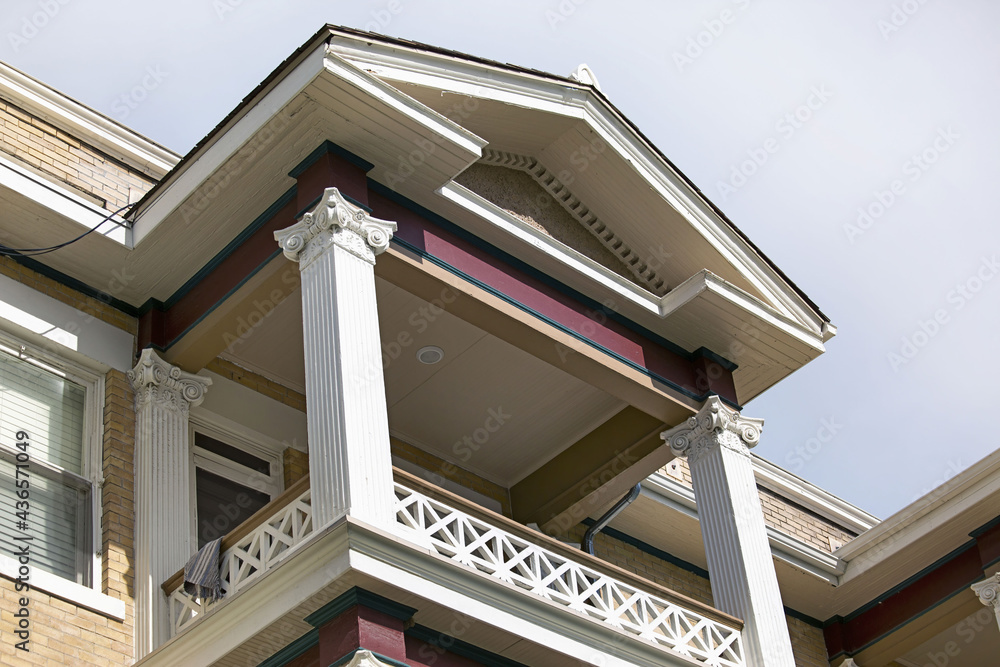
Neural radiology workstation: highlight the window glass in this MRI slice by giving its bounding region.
[195,468,270,548]
[0,347,91,585]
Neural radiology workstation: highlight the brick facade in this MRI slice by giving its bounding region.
[0,99,156,212]
[662,458,857,553]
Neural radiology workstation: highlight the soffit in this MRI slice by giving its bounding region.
[223,277,626,487]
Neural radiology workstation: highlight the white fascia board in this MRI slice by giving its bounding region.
[752,456,879,534]
[332,38,828,335]
[642,473,846,584]
[577,95,826,335]
[0,153,129,246]
[438,181,661,314]
[441,183,825,359]
[331,39,591,120]
[0,554,126,620]
[0,61,176,177]
[349,522,705,667]
[834,449,1000,579]
[129,43,327,246]
[323,51,486,160]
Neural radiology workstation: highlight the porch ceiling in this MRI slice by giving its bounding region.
[223,276,626,487]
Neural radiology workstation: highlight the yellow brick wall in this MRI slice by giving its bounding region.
[0,373,136,665]
[570,526,831,667]
[0,256,137,337]
[0,98,155,212]
[662,458,857,553]
[283,447,309,488]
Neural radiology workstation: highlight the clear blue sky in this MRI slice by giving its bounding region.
[4,0,997,519]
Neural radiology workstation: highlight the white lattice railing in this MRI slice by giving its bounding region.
[168,487,313,635]
[394,482,745,667]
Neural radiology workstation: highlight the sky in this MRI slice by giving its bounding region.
[3,0,997,520]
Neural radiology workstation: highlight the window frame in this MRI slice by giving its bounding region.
[0,329,104,591]
[187,415,283,548]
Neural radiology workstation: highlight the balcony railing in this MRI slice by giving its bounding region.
[163,470,744,666]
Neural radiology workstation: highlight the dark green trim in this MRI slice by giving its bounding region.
[832,541,977,624]
[407,624,530,667]
[5,251,139,316]
[158,185,297,311]
[370,179,742,410]
[692,346,739,371]
[288,139,374,178]
[257,628,318,667]
[969,513,1000,538]
[328,649,409,667]
[305,587,417,628]
[585,521,822,627]
[158,248,283,352]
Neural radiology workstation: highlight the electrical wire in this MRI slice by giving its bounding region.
[0,201,135,257]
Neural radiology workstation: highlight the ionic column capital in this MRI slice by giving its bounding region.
[128,348,211,414]
[274,187,396,268]
[660,395,763,464]
[972,571,1000,611]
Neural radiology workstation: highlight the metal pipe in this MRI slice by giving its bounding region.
[582,483,642,555]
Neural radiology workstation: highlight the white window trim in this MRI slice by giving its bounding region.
[187,416,284,548]
[0,329,121,617]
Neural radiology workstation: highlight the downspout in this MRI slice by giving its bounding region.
[582,483,642,555]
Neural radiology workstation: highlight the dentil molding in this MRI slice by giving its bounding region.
[660,395,764,465]
[275,187,396,268]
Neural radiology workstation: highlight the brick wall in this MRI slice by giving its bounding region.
[662,458,857,553]
[0,371,136,666]
[0,98,155,212]
[283,447,309,488]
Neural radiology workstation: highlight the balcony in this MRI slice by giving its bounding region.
[160,469,745,667]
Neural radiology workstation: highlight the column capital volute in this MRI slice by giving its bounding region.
[274,187,396,268]
[127,348,211,414]
[660,395,763,464]
[972,572,1000,610]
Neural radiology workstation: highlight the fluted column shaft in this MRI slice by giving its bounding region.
[275,187,397,529]
[128,349,211,657]
[662,396,795,667]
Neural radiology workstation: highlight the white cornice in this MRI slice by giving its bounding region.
[0,61,177,177]
[329,35,830,336]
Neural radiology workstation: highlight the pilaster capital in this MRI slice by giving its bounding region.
[274,187,396,268]
[972,572,1000,610]
[660,395,763,464]
[127,348,211,414]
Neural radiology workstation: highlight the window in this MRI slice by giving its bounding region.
[189,422,282,548]
[0,336,101,587]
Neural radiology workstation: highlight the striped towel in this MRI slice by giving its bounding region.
[183,537,223,601]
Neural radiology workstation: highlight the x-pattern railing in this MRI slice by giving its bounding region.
[394,482,744,667]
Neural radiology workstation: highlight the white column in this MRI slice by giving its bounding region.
[275,187,397,530]
[972,572,1000,630]
[661,396,795,667]
[128,348,211,657]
